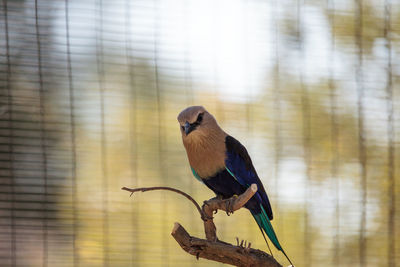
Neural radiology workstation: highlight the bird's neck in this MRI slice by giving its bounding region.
[184,129,227,179]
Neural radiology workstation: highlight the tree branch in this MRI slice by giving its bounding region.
[202,183,258,241]
[171,222,282,267]
[122,184,284,267]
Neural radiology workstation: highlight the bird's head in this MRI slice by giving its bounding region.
[177,106,220,143]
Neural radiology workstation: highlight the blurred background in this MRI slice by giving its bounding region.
[0,0,399,266]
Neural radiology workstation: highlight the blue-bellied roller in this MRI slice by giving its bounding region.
[177,106,293,266]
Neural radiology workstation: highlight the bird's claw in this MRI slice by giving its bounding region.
[225,201,231,216]
[202,199,219,216]
[203,195,221,207]
[200,212,213,221]
[225,202,232,216]
[200,202,213,221]
[225,194,238,215]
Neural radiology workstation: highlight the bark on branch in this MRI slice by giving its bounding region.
[122,184,283,267]
[201,183,258,242]
[171,222,281,267]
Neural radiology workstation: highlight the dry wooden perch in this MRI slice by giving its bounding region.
[122,184,283,267]
[201,184,258,242]
[171,222,281,267]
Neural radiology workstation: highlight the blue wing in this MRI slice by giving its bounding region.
[225,135,273,220]
[225,135,294,264]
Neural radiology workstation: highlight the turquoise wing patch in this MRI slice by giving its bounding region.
[191,167,203,183]
[225,166,246,186]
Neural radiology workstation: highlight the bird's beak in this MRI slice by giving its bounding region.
[184,121,193,135]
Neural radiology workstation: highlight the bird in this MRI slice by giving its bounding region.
[177,105,293,266]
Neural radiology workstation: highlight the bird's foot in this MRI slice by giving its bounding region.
[225,194,238,216]
[235,237,252,252]
[203,199,211,207]
[203,198,218,214]
[205,195,223,203]
[201,201,214,221]
[204,195,224,214]
[200,212,213,221]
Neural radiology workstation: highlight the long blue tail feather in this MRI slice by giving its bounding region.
[251,208,282,251]
[251,205,294,266]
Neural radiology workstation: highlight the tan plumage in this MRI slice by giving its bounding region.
[177,106,227,178]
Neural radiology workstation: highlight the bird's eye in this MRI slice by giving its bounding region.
[181,125,185,131]
[197,112,204,123]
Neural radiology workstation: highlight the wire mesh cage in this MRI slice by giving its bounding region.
[0,0,399,266]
